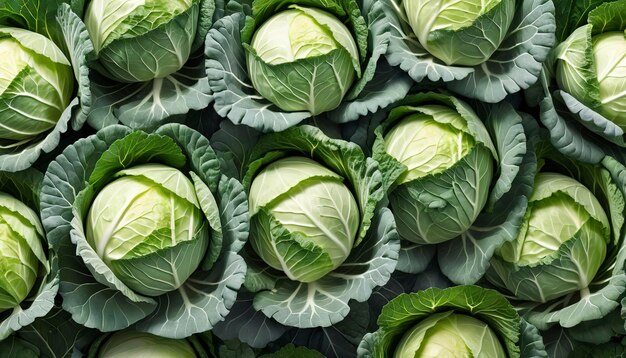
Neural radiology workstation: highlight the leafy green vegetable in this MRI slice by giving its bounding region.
[487,142,626,333]
[249,157,359,282]
[384,0,556,102]
[86,164,211,296]
[379,99,494,245]
[556,28,626,129]
[84,0,197,82]
[0,26,76,171]
[40,124,248,338]
[246,6,360,115]
[205,0,412,132]
[533,0,626,162]
[0,169,59,341]
[491,172,610,302]
[404,0,515,66]
[54,1,214,132]
[233,125,399,329]
[358,285,547,358]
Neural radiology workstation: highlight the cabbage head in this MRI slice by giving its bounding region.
[246,5,361,115]
[85,0,198,82]
[384,0,555,103]
[249,156,359,282]
[550,0,626,133]
[237,125,397,329]
[96,331,197,358]
[357,285,543,358]
[0,27,73,146]
[403,0,515,66]
[41,125,248,337]
[379,97,495,245]
[556,29,626,129]
[86,163,210,296]
[0,192,46,312]
[490,172,610,302]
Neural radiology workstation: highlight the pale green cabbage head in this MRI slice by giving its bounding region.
[0,27,73,144]
[394,311,506,358]
[85,0,197,82]
[494,172,609,302]
[383,104,494,244]
[556,29,626,129]
[0,192,46,312]
[97,331,196,358]
[249,156,359,282]
[86,164,209,296]
[403,0,516,66]
[247,6,360,115]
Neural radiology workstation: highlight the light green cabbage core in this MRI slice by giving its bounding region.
[498,172,609,266]
[249,157,359,282]
[593,31,626,127]
[0,28,74,142]
[86,164,209,296]
[247,6,360,115]
[98,331,197,358]
[394,312,506,358]
[383,105,476,185]
[0,193,45,312]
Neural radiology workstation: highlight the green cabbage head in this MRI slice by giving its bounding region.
[249,156,359,282]
[556,29,626,129]
[85,0,198,83]
[0,27,73,145]
[97,331,196,358]
[383,104,494,244]
[247,5,361,115]
[394,311,506,358]
[0,192,46,312]
[86,164,209,296]
[403,0,516,66]
[491,172,610,302]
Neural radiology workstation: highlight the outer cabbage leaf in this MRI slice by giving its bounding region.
[551,0,609,42]
[0,307,99,358]
[542,325,575,358]
[366,263,453,332]
[567,307,626,344]
[212,291,289,348]
[210,120,261,180]
[537,70,626,163]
